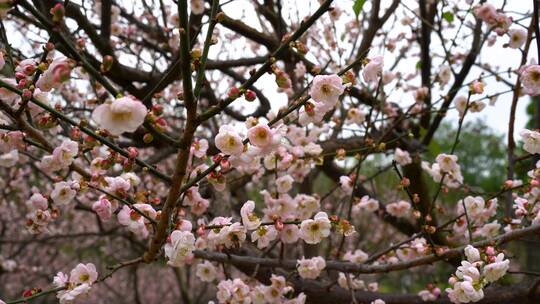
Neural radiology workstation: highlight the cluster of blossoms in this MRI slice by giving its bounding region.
[451,196,499,242]
[0,130,24,168]
[417,284,441,302]
[52,263,98,304]
[422,154,464,188]
[215,275,306,304]
[446,245,509,303]
[474,3,512,36]
[25,180,78,234]
[298,74,345,126]
[39,139,79,172]
[296,256,326,279]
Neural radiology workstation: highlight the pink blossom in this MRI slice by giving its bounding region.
[240,200,261,230]
[92,197,113,221]
[363,56,384,83]
[190,0,205,15]
[386,200,411,218]
[247,123,275,148]
[92,96,148,136]
[164,230,196,267]
[214,125,244,155]
[191,138,208,158]
[474,3,497,24]
[297,256,326,279]
[520,65,540,96]
[300,212,331,244]
[69,263,98,285]
[309,74,344,107]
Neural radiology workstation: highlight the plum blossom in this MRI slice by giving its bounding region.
[356,195,379,213]
[219,222,247,248]
[92,96,147,136]
[309,74,345,108]
[215,125,244,155]
[460,196,485,220]
[386,200,411,218]
[520,129,540,154]
[247,123,280,149]
[57,283,92,304]
[520,65,540,96]
[0,149,18,167]
[117,204,156,238]
[26,193,48,211]
[300,212,331,244]
[164,230,196,267]
[50,181,77,206]
[191,138,208,158]
[438,65,452,85]
[251,225,278,248]
[337,272,366,290]
[339,175,354,195]
[297,256,326,279]
[347,108,366,124]
[394,148,412,166]
[446,276,484,304]
[92,197,113,221]
[69,263,98,285]
[104,176,131,196]
[280,224,301,243]
[464,245,480,263]
[240,200,261,230]
[508,28,526,49]
[363,56,384,83]
[41,139,79,172]
[36,57,73,92]
[343,249,369,264]
[53,263,98,304]
[483,253,509,283]
[216,278,250,303]
[276,174,294,193]
[190,0,204,14]
[196,261,217,282]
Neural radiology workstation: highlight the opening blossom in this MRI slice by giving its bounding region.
[117,204,157,238]
[300,211,331,244]
[164,230,196,267]
[53,263,98,304]
[309,74,345,109]
[240,200,262,230]
[520,129,540,154]
[196,261,217,282]
[363,56,384,83]
[519,65,540,96]
[214,125,244,155]
[296,256,326,279]
[92,96,148,136]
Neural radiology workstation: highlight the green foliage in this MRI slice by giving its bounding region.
[442,11,454,23]
[352,0,366,18]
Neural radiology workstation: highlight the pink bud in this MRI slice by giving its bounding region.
[220,159,231,171]
[275,219,284,231]
[228,86,240,99]
[244,89,256,101]
[197,225,206,236]
[485,246,496,256]
[127,147,139,159]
